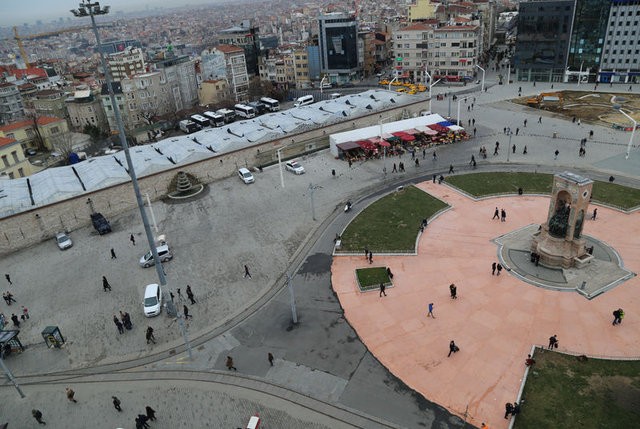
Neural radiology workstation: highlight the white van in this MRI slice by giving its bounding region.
[330,93,342,99]
[139,244,173,268]
[294,95,314,107]
[143,283,162,317]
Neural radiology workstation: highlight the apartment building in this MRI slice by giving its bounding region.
[0,116,68,154]
[214,45,250,102]
[218,20,261,76]
[0,83,24,125]
[66,87,108,132]
[318,13,360,84]
[599,0,640,83]
[108,47,146,81]
[198,79,231,107]
[152,55,199,111]
[0,136,33,179]
[32,89,67,121]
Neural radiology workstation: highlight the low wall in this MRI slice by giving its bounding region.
[0,99,425,255]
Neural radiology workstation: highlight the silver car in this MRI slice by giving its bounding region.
[55,232,73,250]
[285,160,305,175]
[139,244,173,268]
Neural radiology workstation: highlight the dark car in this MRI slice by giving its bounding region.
[90,212,112,235]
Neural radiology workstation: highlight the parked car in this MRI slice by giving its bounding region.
[55,232,73,250]
[143,283,162,317]
[90,212,112,235]
[139,244,173,268]
[285,160,305,175]
[24,148,37,156]
[238,167,255,184]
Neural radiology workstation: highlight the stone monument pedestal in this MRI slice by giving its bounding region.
[532,230,587,269]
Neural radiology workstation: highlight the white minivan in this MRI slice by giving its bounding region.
[139,244,173,268]
[294,95,314,107]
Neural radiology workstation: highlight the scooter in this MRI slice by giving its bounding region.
[344,201,352,213]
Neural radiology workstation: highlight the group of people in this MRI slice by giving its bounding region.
[2,291,16,305]
[504,401,521,419]
[113,311,133,334]
[492,207,507,222]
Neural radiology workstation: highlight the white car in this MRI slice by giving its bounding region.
[143,283,162,317]
[238,167,255,184]
[55,232,73,250]
[285,160,305,175]
[139,244,173,268]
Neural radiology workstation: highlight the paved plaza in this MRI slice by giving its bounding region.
[1,67,640,428]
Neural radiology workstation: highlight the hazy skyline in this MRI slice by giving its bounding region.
[0,0,216,27]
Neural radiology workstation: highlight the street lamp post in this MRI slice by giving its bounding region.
[615,106,637,159]
[475,64,485,92]
[577,61,584,87]
[277,147,285,189]
[71,1,192,360]
[507,130,513,162]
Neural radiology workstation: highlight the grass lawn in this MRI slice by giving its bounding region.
[340,185,448,252]
[516,348,640,429]
[446,172,640,210]
[355,267,390,291]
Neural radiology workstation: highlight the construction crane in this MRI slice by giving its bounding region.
[12,24,114,68]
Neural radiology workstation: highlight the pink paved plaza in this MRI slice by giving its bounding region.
[331,181,640,428]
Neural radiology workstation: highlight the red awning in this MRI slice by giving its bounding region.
[392,131,409,137]
[378,140,391,147]
[356,140,376,150]
[400,134,416,142]
[428,124,449,132]
[403,128,421,135]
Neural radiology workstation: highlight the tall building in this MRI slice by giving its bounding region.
[152,55,199,111]
[318,13,360,84]
[32,89,67,121]
[65,87,108,132]
[598,0,640,83]
[566,0,610,74]
[98,39,142,55]
[204,45,250,102]
[108,47,146,81]
[513,0,575,82]
[218,20,260,76]
[0,83,25,125]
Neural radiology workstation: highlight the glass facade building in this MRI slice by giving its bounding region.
[318,13,359,83]
[567,0,611,72]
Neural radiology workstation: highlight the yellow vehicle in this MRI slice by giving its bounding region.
[379,80,389,85]
[392,81,403,86]
[396,88,407,93]
[417,85,427,92]
[408,89,417,95]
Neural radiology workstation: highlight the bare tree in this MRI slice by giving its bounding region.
[50,130,75,164]
[26,113,47,152]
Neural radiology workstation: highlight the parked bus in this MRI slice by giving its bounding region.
[259,97,280,112]
[179,120,199,134]
[247,101,267,115]
[294,95,314,107]
[216,108,236,123]
[203,111,225,127]
[190,114,210,129]
[234,104,257,119]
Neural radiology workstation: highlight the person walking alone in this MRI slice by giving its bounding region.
[32,409,46,425]
[146,326,156,344]
[448,340,459,357]
[492,262,497,275]
[186,285,196,304]
[591,208,598,220]
[112,396,122,411]
[492,207,499,220]
[268,352,274,366]
[427,303,435,318]
[145,405,157,421]
[548,334,558,349]
[102,276,112,292]
[226,356,237,371]
[449,284,457,299]
[183,305,192,320]
[130,234,136,245]
[110,248,117,259]
[379,282,387,297]
[5,274,11,285]
[497,263,503,275]
[66,387,78,403]
[243,264,252,279]
[113,315,124,334]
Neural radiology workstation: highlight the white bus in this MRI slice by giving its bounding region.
[203,111,225,127]
[216,108,236,123]
[234,104,257,119]
[259,97,280,112]
[294,95,314,107]
[190,114,210,129]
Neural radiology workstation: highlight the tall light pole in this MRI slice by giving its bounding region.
[475,64,485,92]
[507,130,513,162]
[456,96,470,127]
[577,61,584,87]
[615,106,636,159]
[277,147,285,189]
[71,1,192,360]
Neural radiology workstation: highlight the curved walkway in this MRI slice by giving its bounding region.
[331,182,640,428]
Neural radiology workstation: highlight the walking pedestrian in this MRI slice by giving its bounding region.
[110,248,117,259]
[538,116,542,124]
[392,163,397,173]
[472,118,475,126]
[183,304,192,319]
[66,387,78,403]
[4,274,11,285]
[137,414,151,429]
[268,352,274,366]
[10,313,20,327]
[348,159,352,168]
[612,308,624,325]
[492,207,499,220]
[112,396,122,411]
[422,148,426,159]
[226,356,237,371]
[113,315,124,334]
[501,209,506,222]
[591,208,597,220]
[505,402,514,419]
[145,405,157,421]
[449,283,457,299]
[146,326,156,344]
[170,291,175,302]
[548,334,558,349]
[473,127,477,136]
[186,285,196,304]
[448,340,459,357]
[427,302,435,318]
[496,263,503,275]
[525,354,536,367]
[364,247,369,259]
[32,409,46,425]
[368,251,373,264]
[512,144,516,154]
[415,158,419,167]
[433,151,437,161]
[492,262,497,275]
[379,282,386,297]
[554,149,559,160]
[21,305,29,319]
[102,275,112,292]
[523,145,528,155]
[449,164,454,174]
[524,119,528,127]
[4,291,16,304]
[130,233,136,245]
[516,127,519,136]
[243,264,252,279]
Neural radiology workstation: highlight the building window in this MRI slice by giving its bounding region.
[8,172,14,179]
[18,168,24,177]
[11,151,18,163]
[1,155,8,168]
[50,126,59,134]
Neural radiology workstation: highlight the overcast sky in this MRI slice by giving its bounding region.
[1,0,215,27]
